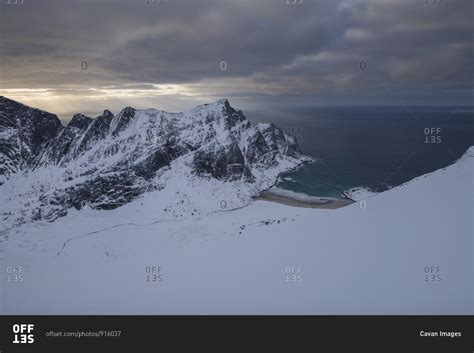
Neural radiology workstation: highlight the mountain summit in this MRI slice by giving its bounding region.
[0,97,310,230]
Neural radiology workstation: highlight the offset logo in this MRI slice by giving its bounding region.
[12,324,34,344]
[285,266,303,282]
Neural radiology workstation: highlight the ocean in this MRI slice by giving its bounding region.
[249,105,474,199]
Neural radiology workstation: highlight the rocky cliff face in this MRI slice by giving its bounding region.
[0,97,62,183]
[0,97,310,232]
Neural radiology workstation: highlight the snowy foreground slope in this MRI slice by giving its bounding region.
[1,147,472,314]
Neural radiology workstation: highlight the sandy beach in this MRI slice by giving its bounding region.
[256,191,354,209]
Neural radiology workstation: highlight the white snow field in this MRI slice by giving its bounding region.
[1,147,472,314]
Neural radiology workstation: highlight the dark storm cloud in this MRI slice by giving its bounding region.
[0,0,472,107]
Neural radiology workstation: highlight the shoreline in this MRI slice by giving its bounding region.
[256,191,354,209]
[259,157,315,194]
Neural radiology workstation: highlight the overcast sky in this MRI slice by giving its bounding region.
[0,0,472,119]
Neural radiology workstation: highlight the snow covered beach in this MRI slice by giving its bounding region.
[257,189,353,209]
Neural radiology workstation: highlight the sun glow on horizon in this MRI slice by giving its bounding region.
[0,83,219,119]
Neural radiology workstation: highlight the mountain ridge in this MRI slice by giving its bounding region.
[0,96,311,233]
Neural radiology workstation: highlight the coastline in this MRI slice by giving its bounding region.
[256,191,354,209]
[259,157,315,194]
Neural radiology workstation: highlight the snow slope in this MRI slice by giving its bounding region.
[1,147,472,314]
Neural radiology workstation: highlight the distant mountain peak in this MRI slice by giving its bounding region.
[68,114,92,129]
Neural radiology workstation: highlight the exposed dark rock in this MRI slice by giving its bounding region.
[112,107,136,136]
[0,96,62,177]
[68,113,93,130]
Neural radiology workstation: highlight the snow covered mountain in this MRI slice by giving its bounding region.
[0,96,310,234]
